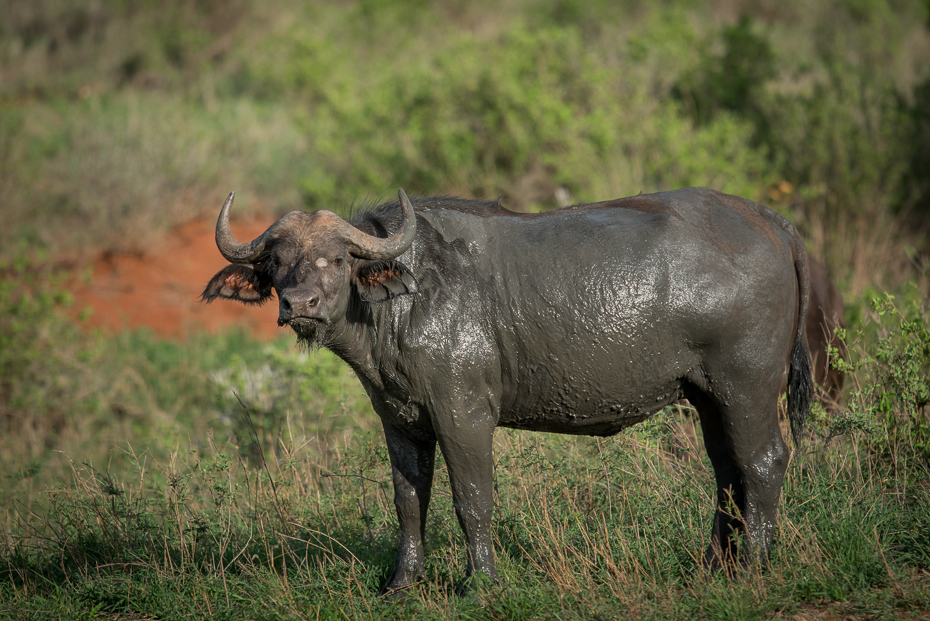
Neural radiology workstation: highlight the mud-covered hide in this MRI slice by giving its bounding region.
[202,186,813,597]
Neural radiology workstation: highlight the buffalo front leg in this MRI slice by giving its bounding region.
[433,410,499,591]
[379,420,436,598]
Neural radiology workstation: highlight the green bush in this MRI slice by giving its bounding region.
[901,75,930,215]
[4,0,928,246]
[210,345,375,466]
[673,15,776,128]
[288,21,773,212]
[669,3,929,235]
[862,293,930,462]
[825,291,930,465]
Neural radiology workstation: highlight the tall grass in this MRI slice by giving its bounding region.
[1,359,928,619]
[0,254,376,534]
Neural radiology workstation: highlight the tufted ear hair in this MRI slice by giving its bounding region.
[200,264,274,306]
[354,260,419,304]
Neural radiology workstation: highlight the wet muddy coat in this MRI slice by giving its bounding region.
[203,186,813,597]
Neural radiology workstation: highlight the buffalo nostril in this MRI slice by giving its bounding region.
[307,295,318,308]
[278,295,293,326]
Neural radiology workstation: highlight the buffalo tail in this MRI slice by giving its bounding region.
[786,239,813,448]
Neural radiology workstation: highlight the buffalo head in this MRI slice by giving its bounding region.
[201,190,419,345]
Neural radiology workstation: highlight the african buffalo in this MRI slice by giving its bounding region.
[202,186,813,596]
[806,256,846,407]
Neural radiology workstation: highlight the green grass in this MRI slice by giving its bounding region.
[1,403,928,619]
[0,255,377,533]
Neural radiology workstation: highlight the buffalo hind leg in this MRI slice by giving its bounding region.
[689,389,789,569]
[379,420,436,599]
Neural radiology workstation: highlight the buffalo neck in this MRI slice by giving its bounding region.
[322,292,412,395]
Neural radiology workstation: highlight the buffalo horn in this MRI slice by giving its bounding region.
[214,192,299,263]
[338,188,417,260]
[215,189,416,264]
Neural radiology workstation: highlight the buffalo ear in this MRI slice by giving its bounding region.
[355,260,419,304]
[200,264,273,306]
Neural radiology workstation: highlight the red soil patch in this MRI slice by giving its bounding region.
[69,218,284,341]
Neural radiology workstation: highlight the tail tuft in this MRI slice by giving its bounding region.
[786,335,813,446]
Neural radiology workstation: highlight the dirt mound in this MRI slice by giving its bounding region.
[69,218,283,341]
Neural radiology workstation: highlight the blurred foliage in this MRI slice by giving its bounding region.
[211,345,374,467]
[0,253,373,517]
[0,254,88,454]
[1,0,928,259]
[902,75,930,211]
[673,15,776,129]
[672,5,929,230]
[286,23,773,211]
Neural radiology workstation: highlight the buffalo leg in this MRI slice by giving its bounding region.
[433,411,499,589]
[379,420,436,598]
[692,389,789,568]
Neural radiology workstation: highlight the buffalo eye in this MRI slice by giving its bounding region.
[333,257,344,267]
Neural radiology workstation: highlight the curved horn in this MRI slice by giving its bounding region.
[216,189,417,263]
[215,192,299,264]
[340,188,417,260]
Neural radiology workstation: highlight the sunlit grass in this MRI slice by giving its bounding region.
[2,383,927,619]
